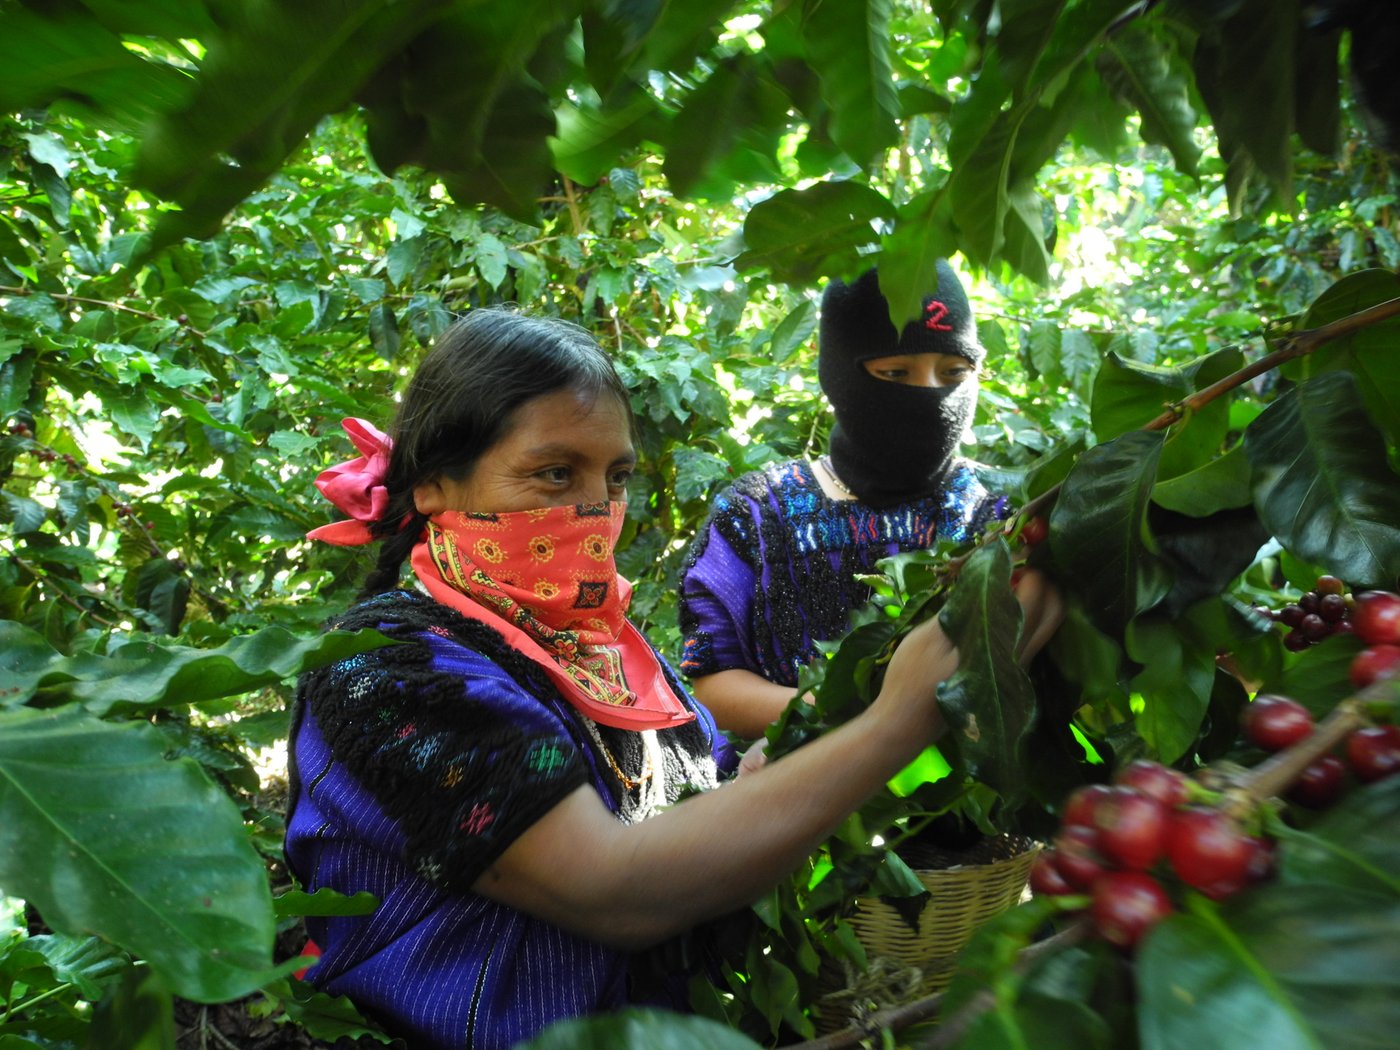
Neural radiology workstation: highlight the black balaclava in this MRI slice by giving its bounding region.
[818,262,984,508]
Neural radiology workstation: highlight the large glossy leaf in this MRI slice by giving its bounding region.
[0,7,190,128]
[956,991,1112,1050]
[1151,445,1253,517]
[1252,631,1361,721]
[135,0,451,238]
[662,53,788,200]
[1193,0,1297,201]
[1089,346,1241,461]
[28,934,129,1001]
[1124,610,1216,763]
[87,967,175,1050]
[1049,430,1174,633]
[935,540,1037,801]
[0,621,389,714]
[1138,887,1400,1050]
[1293,22,1341,154]
[944,0,1131,270]
[1244,371,1400,589]
[551,94,661,186]
[1001,180,1053,285]
[1286,268,1400,450]
[266,977,395,1045]
[0,707,286,1001]
[635,0,736,73]
[1275,776,1400,897]
[734,182,896,283]
[1150,505,1271,617]
[1046,604,1129,709]
[877,191,959,331]
[1094,19,1200,176]
[802,0,900,164]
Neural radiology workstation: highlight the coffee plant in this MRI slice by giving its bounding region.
[2,2,1399,1048]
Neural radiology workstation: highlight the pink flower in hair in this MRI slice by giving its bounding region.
[306,418,393,546]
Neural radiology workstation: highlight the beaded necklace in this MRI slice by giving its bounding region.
[819,455,858,500]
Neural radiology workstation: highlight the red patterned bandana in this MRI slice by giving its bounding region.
[409,501,694,731]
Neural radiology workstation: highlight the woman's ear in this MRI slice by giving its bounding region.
[412,479,447,516]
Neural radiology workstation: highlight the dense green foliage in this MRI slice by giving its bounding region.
[2,1,1399,1047]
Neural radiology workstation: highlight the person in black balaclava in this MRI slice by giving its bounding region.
[676,262,1063,741]
[818,263,986,507]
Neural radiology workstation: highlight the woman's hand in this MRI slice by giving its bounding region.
[736,738,769,776]
[872,614,959,741]
[1012,567,1064,666]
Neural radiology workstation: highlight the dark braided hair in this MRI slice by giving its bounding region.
[358,308,633,598]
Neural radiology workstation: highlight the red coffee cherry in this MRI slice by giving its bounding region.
[1242,695,1314,752]
[1019,515,1049,547]
[1053,824,1107,891]
[1317,593,1347,623]
[1351,591,1400,646]
[1285,755,1347,809]
[1092,788,1170,872]
[1062,784,1115,829]
[1345,726,1400,784]
[1090,871,1173,950]
[1350,645,1400,689]
[1114,759,1189,809]
[1028,851,1073,897]
[1166,808,1253,892]
[1314,575,1345,596]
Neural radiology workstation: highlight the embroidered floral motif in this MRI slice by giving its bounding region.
[528,740,573,777]
[474,538,506,564]
[578,533,610,562]
[528,535,556,562]
[460,802,495,834]
[534,580,561,599]
[574,581,609,609]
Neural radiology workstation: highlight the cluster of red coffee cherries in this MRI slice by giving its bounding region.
[1031,593,1400,953]
[1245,693,1400,806]
[1256,574,1355,651]
[1028,760,1272,950]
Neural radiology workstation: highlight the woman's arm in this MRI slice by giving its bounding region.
[690,669,806,741]
[694,567,1065,740]
[473,615,958,950]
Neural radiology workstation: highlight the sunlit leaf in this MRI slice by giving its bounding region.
[0,707,291,1001]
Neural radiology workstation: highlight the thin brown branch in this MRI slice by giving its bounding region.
[0,284,209,339]
[10,556,120,628]
[562,177,584,237]
[1209,675,1400,815]
[1015,295,1400,524]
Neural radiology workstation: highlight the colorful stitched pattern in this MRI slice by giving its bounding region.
[678,458,1008,685]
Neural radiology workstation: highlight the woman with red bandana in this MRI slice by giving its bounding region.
[287,308,1055,1049]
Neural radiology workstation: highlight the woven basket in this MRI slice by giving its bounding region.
[815,833,1041,1031]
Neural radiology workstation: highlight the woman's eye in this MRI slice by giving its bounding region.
[608,469,633,489]
[876,369,907,381]
[539,467,570,484]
